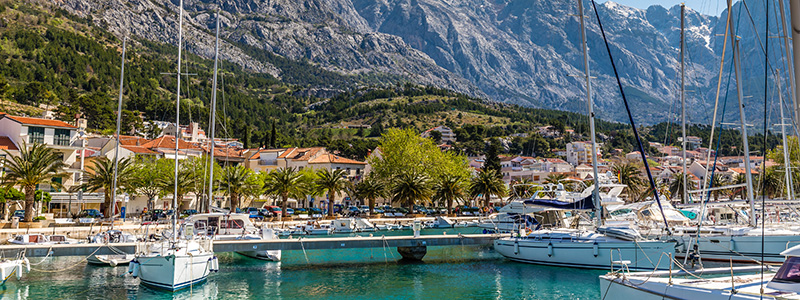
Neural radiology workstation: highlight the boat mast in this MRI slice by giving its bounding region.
[207,4,220,213]
[777,70,795,201]
[172,0,184,241]
[576,0,600,227]
[111,37,127,229]
[728,0,756,227]
[789,0,800,127]
[680,4,688,204]
[779,0,798,132]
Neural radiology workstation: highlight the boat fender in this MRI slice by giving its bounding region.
[730,238,736,251]
[214,256,219,272]
[514,241,519,255]
[110,259,118,267]
[483,229,488,234]
[593,242,599,257]
[547,242,554,257]
[127,262,135,274]
[15,264,22,280]
[23,258,30,272]
[131,262,140,278]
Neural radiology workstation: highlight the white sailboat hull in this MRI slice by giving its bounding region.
[136,252,215,291]
[674,234,800,263]
[494,237,675,271]
[599,274,776,300]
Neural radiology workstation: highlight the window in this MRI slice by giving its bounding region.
[54,129,71,146]
[28,127,44,144]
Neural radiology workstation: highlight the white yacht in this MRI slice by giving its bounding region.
[600,244,800,299]
[186,213,281,262]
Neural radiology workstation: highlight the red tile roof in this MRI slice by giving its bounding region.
[121,145,158,155]
[278,147,326,161]
[308,154,366,165]
[141,135,200,151]
[3,115,76,128]
[0,136,19,151]
[118,135,150,146]
[248,148,284,160]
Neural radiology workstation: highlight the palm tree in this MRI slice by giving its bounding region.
[668,172,688,202]
[544,173,567,185]
[390,171,432,212]
[708,173,726,201]
[2,142,67,222]
[218,165,256,211]
[263,167,303,216]
[433,174,466,215]
[315,169,349,217]
[469,169,507,208]
[355,175,386,214]
[729,174,747,201]
[158,165,198,211]
[82,157,135,218]
[758,167,782,199]
[612,163,644,200]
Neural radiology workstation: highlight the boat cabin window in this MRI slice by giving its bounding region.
[30,235,41,243]
[774,257,800,283]
[195,220,207,231]
[50,236,65,242]
[221,219,244,229]
[14,236,23,242]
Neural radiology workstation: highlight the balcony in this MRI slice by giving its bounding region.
[258,159,277,166]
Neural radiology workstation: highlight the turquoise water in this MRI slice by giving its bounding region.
[0,229,604,299]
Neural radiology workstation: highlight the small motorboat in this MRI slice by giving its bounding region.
[87,230,138,266]
[9,234,79,245]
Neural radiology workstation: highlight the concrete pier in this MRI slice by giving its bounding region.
[0,234,505,258]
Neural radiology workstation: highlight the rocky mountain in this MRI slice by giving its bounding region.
[56,0,787,125]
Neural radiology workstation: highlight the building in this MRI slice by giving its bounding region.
[678,136,702,150]
[421,126,457,143]
[566,141,602,166]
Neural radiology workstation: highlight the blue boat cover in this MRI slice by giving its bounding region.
[523,195,595,210]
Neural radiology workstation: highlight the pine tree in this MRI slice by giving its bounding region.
[484,139,501,177]
[270,120,277,148]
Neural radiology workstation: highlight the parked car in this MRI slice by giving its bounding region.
[12,210,24,219]
[245,207,264,220]
[285,208,295,215]
[76,209,104,219]
[294,208,308,215]
[344,206,361,217]
[181,209,198,218]
[266,206,282,216]
[308,207,323,218]
[147,209,167,221]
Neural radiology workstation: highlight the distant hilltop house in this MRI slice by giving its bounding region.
[421,125,456,143]
[566,141,603,166]
[678,136,702,150]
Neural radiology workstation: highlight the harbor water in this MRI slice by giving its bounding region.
[0,229,604,299]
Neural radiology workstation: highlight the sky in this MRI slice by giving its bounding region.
[601,0,728,16]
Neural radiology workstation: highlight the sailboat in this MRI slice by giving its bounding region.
[493,0,675,271]
[655,0,800,265]
[128,0,218,291]
[178,4,282,262]
[87,38,137,267]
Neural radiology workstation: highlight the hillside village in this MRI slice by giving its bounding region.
[0,109,776,219]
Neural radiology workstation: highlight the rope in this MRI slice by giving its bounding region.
[298,237,309,264]
[589,0,669,230]
[30,246,103,273]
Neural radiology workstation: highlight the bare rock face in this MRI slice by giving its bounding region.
[58,0,479,98]
[57,0,776,124]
